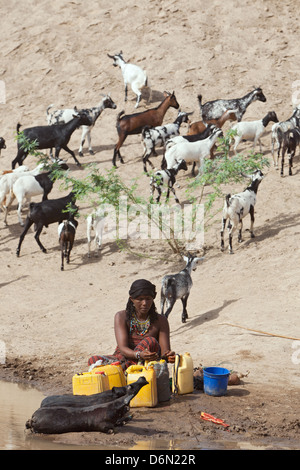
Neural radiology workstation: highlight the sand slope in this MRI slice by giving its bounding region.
[0,0,299,448]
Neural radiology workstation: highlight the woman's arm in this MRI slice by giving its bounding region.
[158,315,176,363]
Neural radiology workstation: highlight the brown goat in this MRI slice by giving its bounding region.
[187,109,237,136]
[112,91,179,166]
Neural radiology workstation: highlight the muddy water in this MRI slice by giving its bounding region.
[1,380,297,451]
[0,380,184,450]
[0,380,70,450]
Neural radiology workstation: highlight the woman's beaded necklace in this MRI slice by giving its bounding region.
[130,312,150,336]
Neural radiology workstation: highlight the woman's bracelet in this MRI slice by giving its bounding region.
[135,351,141,361]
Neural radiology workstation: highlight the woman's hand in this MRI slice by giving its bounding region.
[139,348,159,362]
[163,350,176,363]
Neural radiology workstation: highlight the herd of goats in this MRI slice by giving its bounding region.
[0,52,300,288]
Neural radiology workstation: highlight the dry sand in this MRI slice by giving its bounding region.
[0,0,299,449]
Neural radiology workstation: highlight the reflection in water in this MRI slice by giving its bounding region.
[130,439,181,450]
[0,380,45,450]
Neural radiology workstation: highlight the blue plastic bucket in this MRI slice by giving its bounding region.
[203,367,230,396]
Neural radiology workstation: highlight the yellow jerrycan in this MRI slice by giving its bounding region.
[72,370,109,396]
[91,361,126,389]
[126,364,158,407]
[172,353,194,395]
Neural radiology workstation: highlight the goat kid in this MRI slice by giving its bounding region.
[113,91,179,167]
[58,218,78,270]
[278,127,300,176]
[87,207,107,257]
[164,127,223,176]
[46,94,117,156]
[16,191,78,257]
[141,110,192,172]
[231,110,279,154]
[198,87,266,122]
[220,170,264,254]
[107,51,150,108]
[150,159,187,204]
[161,254,204,323]
[12,111,92,168]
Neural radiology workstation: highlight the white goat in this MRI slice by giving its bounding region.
[107,51,151,108]
[141,110,191,172]
[220,170,264,254]
[46,94,117,156]
[0,165,29,178]
[86,208,107,257]
[6,162,68,226]
[161,254,204,323]
[231,111,279,154]
[2,164,45,225]
[164,127,223,175]
[0,166,39,217]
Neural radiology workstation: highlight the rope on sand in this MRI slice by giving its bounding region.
[219,323,300,341]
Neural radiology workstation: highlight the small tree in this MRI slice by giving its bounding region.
[185,129,270,231]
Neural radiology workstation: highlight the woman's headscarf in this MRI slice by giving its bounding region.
[129,279,157,299]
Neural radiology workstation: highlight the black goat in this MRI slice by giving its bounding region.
[16,191,78,257]
[12,111,92,169]
[279,127,300,176]
[271,108,300,168]
[0,137,6,155]
[58,218,78,270]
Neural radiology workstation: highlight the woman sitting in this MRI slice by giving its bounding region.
[88,279,176,370]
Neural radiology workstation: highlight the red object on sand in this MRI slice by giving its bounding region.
[200,412,230,428]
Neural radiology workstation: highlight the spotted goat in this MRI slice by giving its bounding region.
[141,110,192,172]
[46,94,117,157]
[150,159,187,203]
[198,87,266,122]
[220,170,264,254]
[161,254,204,323]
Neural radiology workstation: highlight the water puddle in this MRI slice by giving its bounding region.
[1,380,298,451]
[0,380,183,451]
[0,380,45,450]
